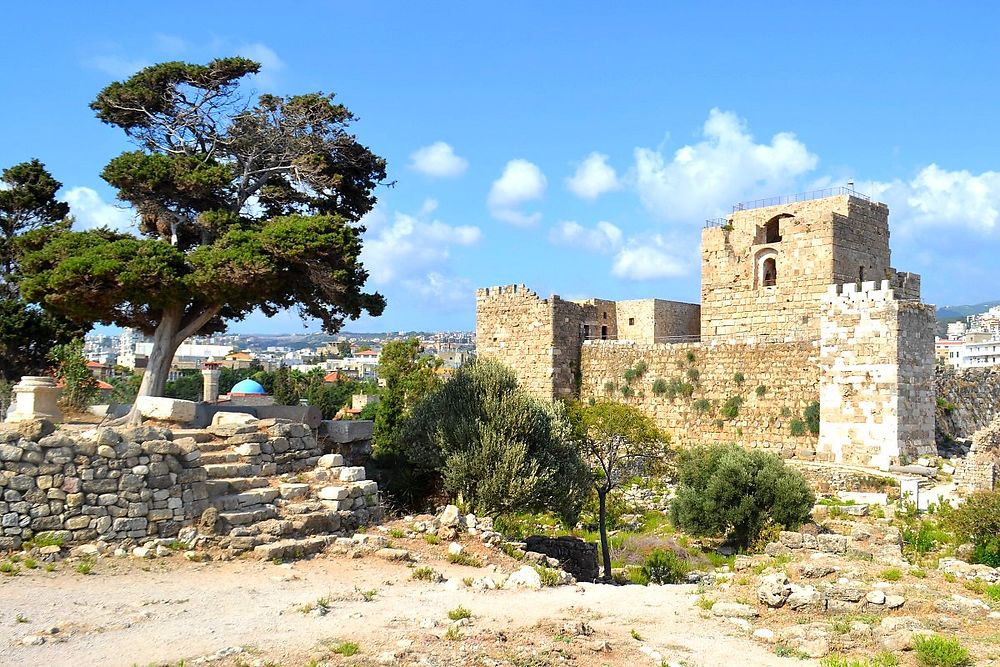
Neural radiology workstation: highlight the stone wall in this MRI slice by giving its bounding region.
[524,535,599,582]
[0,418,377,551]
[476,284,587,401]
[579,339,821,453]
[935,367,1000,443]
[818,281,936,466]
[954,418,999,492]
[700,195,894,342]
[612,299,700,343]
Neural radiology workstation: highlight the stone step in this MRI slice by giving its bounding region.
[252,535,335,561]
[212,488,281,512]
[197,441,232,453]
[202,463,258,479]
[200,451,241,465]
[218,506,278,528]
[206,477,271,498]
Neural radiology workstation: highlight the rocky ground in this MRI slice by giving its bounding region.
[0,517,801,667]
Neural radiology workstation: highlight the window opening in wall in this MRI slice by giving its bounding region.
[583,324,590,339]
[762,257,777,287]
[628,317,635,326]
[601,325,608,340]
[602,312,607,320]
[765,217,783,244]
[859,266,864,285]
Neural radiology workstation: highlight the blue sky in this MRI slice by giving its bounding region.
[3,3,1000,334]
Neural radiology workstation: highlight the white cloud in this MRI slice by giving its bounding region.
[488,159,547,226]
[611,234,690,281]
[154,34,187,55]
[566,152,622,200]
[633,108,818,221]
[401,272,473,305]
[63,187,135,232]
[362,207,480,285]
[84,55,150,78]
[237,43,285,86]
[549,220,623,253]
[410,142,469,178]
[863,164,1000,234]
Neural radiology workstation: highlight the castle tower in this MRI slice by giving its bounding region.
[701,192,896,341]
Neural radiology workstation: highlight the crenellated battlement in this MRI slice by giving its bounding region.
[823,279,895,303]
[476,284,543,301]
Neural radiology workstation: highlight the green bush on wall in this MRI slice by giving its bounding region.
[720,396,743,420]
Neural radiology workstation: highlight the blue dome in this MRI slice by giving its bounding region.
[231,379,266,394]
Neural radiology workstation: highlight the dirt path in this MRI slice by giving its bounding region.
[0,554,810,667]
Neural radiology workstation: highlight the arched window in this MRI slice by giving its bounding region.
[765,218,782,243]
[762,257,777,286]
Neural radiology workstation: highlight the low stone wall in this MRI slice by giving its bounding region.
[524,535,599,582]
[764,523,904,566]
[0,418,375,550]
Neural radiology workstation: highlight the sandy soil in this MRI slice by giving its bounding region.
[0,551,809,667]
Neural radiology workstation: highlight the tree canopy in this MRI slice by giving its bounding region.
[0,159,83,382]
[17,58,387,409]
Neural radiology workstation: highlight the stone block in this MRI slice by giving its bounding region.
[319,420,373,443]
[317,454,344,468]
[135,397,197,424]
[317,486,349,501]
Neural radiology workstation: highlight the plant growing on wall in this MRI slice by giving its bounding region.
[755,385,767,397]
[621,385,634,398]
[732,372,745,386]
[686,367,700,385]
[623,368,638,383]
[633,360,649,376]
[804,401,820,435]
[685,351,697,364]
[720,396,743,421]
[789,419,806,436]
[693,398,711,414]
[651,378,668,396]
[603,381,617,394]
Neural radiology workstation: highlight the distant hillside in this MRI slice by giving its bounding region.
[935,300,1000,336]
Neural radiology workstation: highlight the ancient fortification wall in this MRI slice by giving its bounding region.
[818,282,937,466]
[700,196,892,342]
[612,299,701,343]
[0,418,378,552]
[579,340,821,454]
[935,367,1000,443]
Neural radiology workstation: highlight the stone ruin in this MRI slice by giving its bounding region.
[477,191,937,468]
[0,412,381,556]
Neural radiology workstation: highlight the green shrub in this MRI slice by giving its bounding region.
[49,339,99,409]
[720,396,743,420]
[623,368,638,383]
[946,490,1000,567]
[632,549,689,585]
[333,641,360,656]
[670,444,815,548]
[713,419,724,429]
[732,372,745,385]
[651,378,668,396]
[604,381,617,394]
[678,381,695,398]
[804,401,820,435]
[936,397,957,413]
[397,358,590,521]
[686,367,700,384]
[621,385,634,398]
[755,384,767,397]
[693,398,711,414]
[534,565,562,586]
[789,419,806,436]
[633,360,649,376]
[411,566,438,581]
[780,406,792,418]
[821,653,899,667]
[447,552,483,567]
[685,351,696,364]
[879,568,902,582]
[448,605,472,620]
[912,634,971,667]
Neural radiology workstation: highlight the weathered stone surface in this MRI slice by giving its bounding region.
[503,566,542,590]
[757,573,791,608]
[136,396,197,423]
[338,466,366,482]
[317,454,344,468]
[711,602,758,619]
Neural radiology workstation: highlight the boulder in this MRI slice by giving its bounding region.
[757,572,792,608]
[135,397,197,424]
[211,411,258,427]
[503,566,543,590]
[439,505,461,527]
[787,584,823,611]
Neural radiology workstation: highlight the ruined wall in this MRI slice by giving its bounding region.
[935,367,1000,443]
[700,195,894,342]
[954,418,999,493]
[475,284,591,400]
[818,282,936,467]
[0,419,376,551]
[579,340,821,455]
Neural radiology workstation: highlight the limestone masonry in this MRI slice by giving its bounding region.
[477,191,937,466]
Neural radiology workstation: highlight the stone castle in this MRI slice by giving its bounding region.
[477,189,937,467]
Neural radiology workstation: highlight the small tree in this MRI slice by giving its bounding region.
[568,400,669,581]
[670,443,814,549]
[49,339,99,410]
[398,358,589,519]
[947,490,1000,567]
[372,338,441,457]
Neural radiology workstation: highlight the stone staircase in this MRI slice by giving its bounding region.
[174,420,382,558]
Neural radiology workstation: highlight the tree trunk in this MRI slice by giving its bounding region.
[598,488,613,582]
[116,303,221,426]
